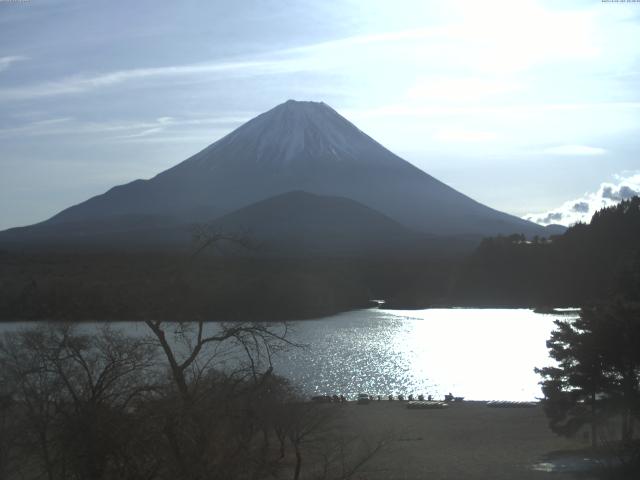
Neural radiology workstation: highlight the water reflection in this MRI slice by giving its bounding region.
[0,308,571,401]
[275,308,568,401]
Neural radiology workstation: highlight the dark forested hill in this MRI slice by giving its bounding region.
[450,196,640,307]
[209,191,427,256]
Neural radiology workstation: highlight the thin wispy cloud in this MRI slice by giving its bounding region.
[346,102,640,120]
[541,145,607,156]
[0,1,608,104]
[284,1,600,74]
[281,26,449,55]
[0,26,450,103]
[117,134,223,145]
[524,172,640,227]
[0,55,27,72]
[406,77,524,103]
[116,116,173,139]
[0,115,249,139]
[0,57,312,102]
[433,128,498,143]
[0,117,73,137]
[119,127,165,139]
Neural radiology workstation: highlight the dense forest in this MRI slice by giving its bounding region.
[0,197,638,321]
[0,254,376,321]
[450,196,640,308]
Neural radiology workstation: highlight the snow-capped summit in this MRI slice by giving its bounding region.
[182,99,401,171]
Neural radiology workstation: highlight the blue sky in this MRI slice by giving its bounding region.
[1,0,639,229]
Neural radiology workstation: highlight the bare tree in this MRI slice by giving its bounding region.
[0,324,158,480]
[0,381,19,480]
[282,402,392,480]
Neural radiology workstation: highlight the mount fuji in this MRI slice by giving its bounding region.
[0,100,549,253]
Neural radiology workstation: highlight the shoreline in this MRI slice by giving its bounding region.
[0,304,581,323]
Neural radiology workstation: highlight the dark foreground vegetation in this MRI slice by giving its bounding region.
[2,312,637,480]
[536,302,640,478]
[0,321,387,480]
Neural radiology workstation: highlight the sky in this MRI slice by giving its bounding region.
[0,0,639,230]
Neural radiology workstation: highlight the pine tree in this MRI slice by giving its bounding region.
[536,303,640,446]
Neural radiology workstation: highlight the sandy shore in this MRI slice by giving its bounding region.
[326,400,591,480]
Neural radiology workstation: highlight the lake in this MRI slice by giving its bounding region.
[0,308,574,401]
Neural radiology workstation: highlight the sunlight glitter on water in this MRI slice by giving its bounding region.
[274,308,568,401]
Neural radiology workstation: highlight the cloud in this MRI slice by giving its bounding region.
[524,172,640,226]
[433,127,498,142]
[602,184,637,202]
[446,0,601,72]
[293,1,601,74]
[406,77,524,103]
[0,117,73,137]
[346,102,640,120]
[541,144,607,156]
[0,56,312,102]
[572,202,589,213]
[119,127,165,139]
[0,0,609,104]
[0,114,249,139]
[0,55,27,72]
[539,212,564,224]
[116,116,175,139]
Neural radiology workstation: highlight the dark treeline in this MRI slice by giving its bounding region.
[1,197,638,321]
[450,197,640,307]
[0,322,386,480]
[0,251,456,321]
[0,254,370,321]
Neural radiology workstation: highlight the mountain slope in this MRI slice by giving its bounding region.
[0,191,428,255]
[1,100,547,250]
[210,190,426,256]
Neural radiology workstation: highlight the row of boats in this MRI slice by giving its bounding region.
[311,394,537,408]
[356,393,461,404]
